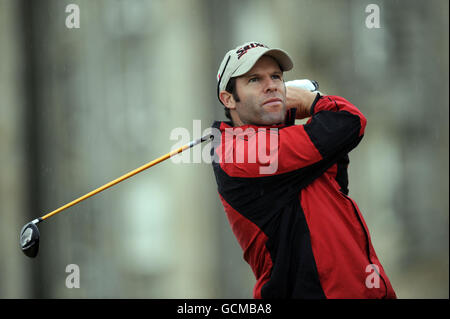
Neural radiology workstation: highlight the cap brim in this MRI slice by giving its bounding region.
[233,48,293,78]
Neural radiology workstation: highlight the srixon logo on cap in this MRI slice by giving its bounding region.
[236,42,267,59]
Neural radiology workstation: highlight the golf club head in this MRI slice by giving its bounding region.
[20,222,40,258]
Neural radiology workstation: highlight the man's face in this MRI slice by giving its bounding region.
[233,55,287,126]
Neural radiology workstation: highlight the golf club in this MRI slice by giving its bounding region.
[20,133,213,258]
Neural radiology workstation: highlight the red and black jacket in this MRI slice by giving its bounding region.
[211,94,397,299]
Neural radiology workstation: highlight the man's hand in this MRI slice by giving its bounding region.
[286,86,318,119]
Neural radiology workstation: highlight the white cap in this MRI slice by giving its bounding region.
[216,42,293,101]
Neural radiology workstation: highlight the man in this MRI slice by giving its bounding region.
[211,41,396,299]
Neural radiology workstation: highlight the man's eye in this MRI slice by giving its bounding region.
[272,74,282,80]
[249,77,259,83]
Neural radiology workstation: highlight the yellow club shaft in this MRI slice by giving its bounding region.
[39,134,211,222]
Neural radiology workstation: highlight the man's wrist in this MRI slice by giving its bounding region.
[285,80,322,119]
[309,92,322,116]
[294,90,318,119]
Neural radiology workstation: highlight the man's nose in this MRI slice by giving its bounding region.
[263,77,278,93]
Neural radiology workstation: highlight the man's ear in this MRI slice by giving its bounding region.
[219,91,236,110]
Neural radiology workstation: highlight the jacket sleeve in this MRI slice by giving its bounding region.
[215,94,366,178]
[275,94,367,174]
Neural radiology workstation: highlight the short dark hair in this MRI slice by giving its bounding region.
[224,77,240,121]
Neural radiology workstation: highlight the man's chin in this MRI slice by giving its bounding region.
[260,112,285,126]
[263,102,284,111]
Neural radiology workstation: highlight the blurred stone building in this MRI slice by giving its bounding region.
[0,0,448,298]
